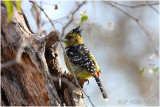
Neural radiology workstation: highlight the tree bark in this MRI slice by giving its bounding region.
[1,2,85,106]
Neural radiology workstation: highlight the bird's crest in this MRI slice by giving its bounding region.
[72,26,82,36]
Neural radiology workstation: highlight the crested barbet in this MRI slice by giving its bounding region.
[61,26,108,100]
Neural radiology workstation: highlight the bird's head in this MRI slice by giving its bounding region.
[61,26,84,47]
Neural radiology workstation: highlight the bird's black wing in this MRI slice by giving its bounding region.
[65,44,96,73]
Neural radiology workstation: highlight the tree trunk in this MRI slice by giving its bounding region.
[1,2,85,106]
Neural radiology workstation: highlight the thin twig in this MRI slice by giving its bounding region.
[111,1,159,8]
[59,41,95,106]
[59,42,79,86]
[51,72,95,106]
[54,1,86,50]
[29,0,56,31]
[37,1,62,7]
[104,1,159,56]
[55,1,86,49]
[146,1,160,14]
[58,1,94,106]
[1,41,26,69]
[60,1,87,39]
[1,59,16,69]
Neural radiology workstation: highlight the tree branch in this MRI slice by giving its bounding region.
[110,1,159,8]
[29,0,56,31]
[146,1,160,14]
[104,1,159,56]
[60,1,87,38]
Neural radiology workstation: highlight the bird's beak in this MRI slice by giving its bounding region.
[61,38,68,42]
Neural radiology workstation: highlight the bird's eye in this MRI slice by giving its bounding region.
[67,36,72,40]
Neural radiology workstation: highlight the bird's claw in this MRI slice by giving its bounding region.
[86,79,89,85]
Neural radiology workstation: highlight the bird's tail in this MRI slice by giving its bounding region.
[93,75,108,101]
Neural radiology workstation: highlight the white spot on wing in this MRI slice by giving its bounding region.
[69,52,73,55]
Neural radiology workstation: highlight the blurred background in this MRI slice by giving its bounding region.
[22,1,159,106]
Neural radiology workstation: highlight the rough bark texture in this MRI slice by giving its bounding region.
[1,2,85,106]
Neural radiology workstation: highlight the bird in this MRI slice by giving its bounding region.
[61,26,108,101]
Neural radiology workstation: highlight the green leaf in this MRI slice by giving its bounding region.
[31,4,37,12]
[16,0,22,12]
[4,1,14,22]
[81,11,88,23]
[139,68,145,73]
[154,67,159,72]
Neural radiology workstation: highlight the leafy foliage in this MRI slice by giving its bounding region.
[4,1,14,22]
[4,1,22,22]
[31,4,37,12]
[16,1,22,12]
[139,68,145,73]
[80,11,88,23]
[139,67,159,74]
[154,67,159,72]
